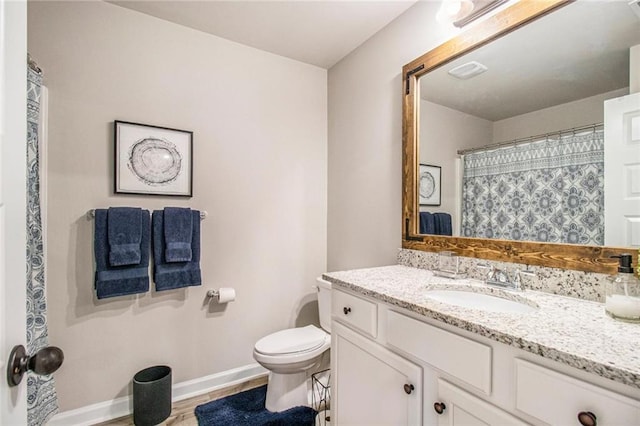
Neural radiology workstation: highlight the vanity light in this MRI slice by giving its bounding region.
[436,0,475,24]
[447,61,488,80]
[437,0,510,27]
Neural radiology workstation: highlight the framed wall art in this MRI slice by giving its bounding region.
[114,120,193,197]
[419,164,441,206]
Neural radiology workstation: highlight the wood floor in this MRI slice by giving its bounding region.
[97,375,268,426]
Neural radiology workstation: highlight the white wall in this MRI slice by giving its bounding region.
[28,1,327,411]
[327,1,461,271]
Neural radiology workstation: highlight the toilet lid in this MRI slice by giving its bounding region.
[255,325,327,355]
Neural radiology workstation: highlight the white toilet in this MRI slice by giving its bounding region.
[253,277,332,412]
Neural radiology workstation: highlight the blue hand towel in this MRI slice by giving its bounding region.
[108,207,143,266]
[94,209,150,299]
[419,212,436,235]
[153,210,202,291]
[434,212,453,236]
[163,207,193,262]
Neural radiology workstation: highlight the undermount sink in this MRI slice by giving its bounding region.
[425,290,538,314]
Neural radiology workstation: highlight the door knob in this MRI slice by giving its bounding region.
[577,411,597,426]
[7,344,64,387]
[434,401,447,414]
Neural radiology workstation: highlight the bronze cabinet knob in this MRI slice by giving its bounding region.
[343,306,351,315]
[434,402,446,414]
[403,383,414,394]
[577,411,597,426]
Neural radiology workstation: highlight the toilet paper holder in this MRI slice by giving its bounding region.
[206,288,236,303]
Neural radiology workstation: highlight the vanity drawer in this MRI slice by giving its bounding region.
[515,359,640,425]
[386,310,492,394]
[332,289,377,338]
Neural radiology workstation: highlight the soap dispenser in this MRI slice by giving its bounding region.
[605,254,640,322]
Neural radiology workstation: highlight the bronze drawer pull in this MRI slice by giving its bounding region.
[577,411,597,426]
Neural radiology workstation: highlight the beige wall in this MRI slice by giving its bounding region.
[28,1,327,411]
[420,100,492,235]
[492,88,628,142]
[327,2,461,271]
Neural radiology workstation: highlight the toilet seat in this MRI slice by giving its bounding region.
[255,325,327,356]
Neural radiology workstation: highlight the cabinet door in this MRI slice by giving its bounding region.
[332,322,422,426]
[435,379,528,426]
[515,359,640,425]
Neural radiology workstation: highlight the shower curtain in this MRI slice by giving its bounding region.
[461,129,604,245]
[27,57,58,425]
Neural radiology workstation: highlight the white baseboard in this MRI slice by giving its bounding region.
[48,363,268,426]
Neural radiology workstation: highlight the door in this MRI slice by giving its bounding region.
[604,92,640,247]
[435,379,527,426]
[0,0,28,424]
[332,322,422,425]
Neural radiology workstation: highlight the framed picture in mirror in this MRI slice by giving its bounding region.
[419,164,441,206]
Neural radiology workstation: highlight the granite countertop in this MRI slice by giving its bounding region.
[323,265,640,390]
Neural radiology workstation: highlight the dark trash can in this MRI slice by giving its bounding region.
[133,365,172,426]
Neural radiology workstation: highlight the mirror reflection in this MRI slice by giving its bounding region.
[418,1,640,247]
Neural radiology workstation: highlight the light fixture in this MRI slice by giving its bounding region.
[436,0,475,24]
[437,0,510,28]
[448,61,488,80]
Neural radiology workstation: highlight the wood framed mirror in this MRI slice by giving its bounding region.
[402,0,638,274]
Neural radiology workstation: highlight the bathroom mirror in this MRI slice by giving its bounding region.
[402,0,638,273]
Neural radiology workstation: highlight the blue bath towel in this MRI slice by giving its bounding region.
[163,207,193,262]
[434,212,453,236]
[152,210,202,291]
[108,207,143,266]
[94,209,150,299]
[419,212,436,235]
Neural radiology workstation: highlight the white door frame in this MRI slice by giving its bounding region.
[0,0,28,424]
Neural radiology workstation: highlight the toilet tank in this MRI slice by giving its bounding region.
[316,277,332,333]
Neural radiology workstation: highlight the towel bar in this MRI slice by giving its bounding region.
[86,209,208,220]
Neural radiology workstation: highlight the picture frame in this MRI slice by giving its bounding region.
[114,120,193,197]
[419,164,441,206]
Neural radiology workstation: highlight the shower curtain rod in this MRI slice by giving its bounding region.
[456,122,604,156]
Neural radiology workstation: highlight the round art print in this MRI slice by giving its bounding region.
[420,170,436,198]
[128,137,182,186]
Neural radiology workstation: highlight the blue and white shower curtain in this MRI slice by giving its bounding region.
[27,58,58,425]
[461,129,604,245]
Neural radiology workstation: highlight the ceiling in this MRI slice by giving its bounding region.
[109,0,418,69]
[420,1,640,122]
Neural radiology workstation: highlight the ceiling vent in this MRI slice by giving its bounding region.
[630,0,640,20]
[447,61,488,80]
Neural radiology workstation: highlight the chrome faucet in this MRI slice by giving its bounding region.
[477,264,535,291]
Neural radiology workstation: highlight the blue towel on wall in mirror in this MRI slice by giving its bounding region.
[419,212,436,235]
[94,208,150,299]
[108,207,143,266]
[434,212,453,236]
[153,209,202,291]
[164,207,193,262]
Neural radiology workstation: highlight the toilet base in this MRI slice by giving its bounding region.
[265,371,309,412]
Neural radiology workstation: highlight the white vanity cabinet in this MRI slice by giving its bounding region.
[332,322,422,425]
[331,286,640,426]
[436,379,528,426]
[514,359,640,425]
